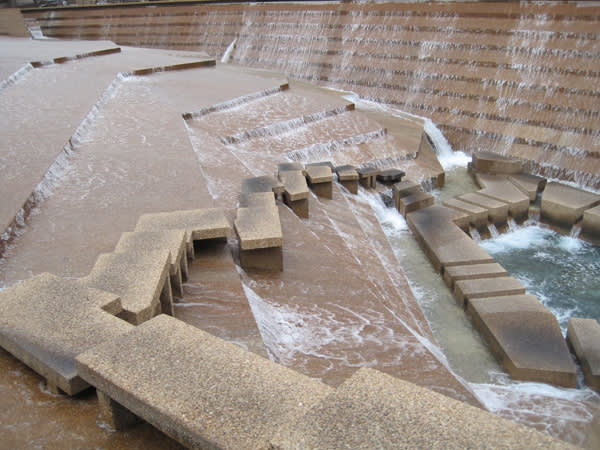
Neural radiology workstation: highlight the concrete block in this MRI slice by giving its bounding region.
[458,192,510,225]
[541,182,600,227]
[135,208,231,259]
[582,204,600,238]
[508,173,546,201]
[376,168,405,184]
[234,203,283,251]
[305,165,333,199]
[567,318,600,392]
[114,229,188,296]
[279,170,309,218]
[75,315,333,450]
[357,166,379,189]
[270,367,573,449]
[454,276,526,308]
[476,174,531,221]
[0,273,132,395]
[443,262,508,289]
[406,205,494,273]
[335,165,359,194]
[442,198,489,230]
[239,246,283,272]
[81,251,173,325]
[469,295,577,387]
[97,390,141,430]
[278,162,305,175]
[472,151,523,174]
[393,179,421,210]
[239,191,277,208]
[399,192,434,217]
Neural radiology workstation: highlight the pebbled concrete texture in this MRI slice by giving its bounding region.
[270,367,574,450]
[75,314,333,450]
[567,318,600,392]
[0,273,132,395]
[80,250,173,325]
[469,295,577,388]
[234,199,283,251]
[541,182,600,227]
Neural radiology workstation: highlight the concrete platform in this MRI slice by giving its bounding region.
[75,315,333,450]
[376,168,405,184]
[392,179,421,211]
[454,276,526,308]
[406,205,494,273]
[508,173,547,202]
[472,151,523,174]
[458,192,510,225]
[476,174,531,221]
[80,251,173,325]
[334,165,359,194]
[442,197,489,230]
[0,273,132,395]
[278,170,309,218]
[567,318,600,392]
[398,191,434,217]
[468,295,577,387]
[270,367,574,449]
[541,182,600,227]
[114,229,188,296]
[357,166,379,189]
[443,262,508,289]
[135,208,230,259]
[582,204,600,238]
[305,165,333,199]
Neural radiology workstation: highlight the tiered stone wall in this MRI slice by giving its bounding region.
[22,1,600,189]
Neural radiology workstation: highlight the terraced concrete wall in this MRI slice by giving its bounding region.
[22,1,600,188]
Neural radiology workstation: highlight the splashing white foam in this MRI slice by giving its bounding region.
[221,38,237,63]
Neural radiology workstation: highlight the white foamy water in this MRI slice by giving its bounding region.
[0,64,34,91]
[221,38,237,63]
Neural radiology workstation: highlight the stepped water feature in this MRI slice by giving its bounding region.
[2,5,600,448]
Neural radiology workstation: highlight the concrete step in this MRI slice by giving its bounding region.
[567,318,600,393]
[270,367,575,449]
[541,181,600,228]
[75,314,333,450]
[468,295,577,388]
[0,273,132,395]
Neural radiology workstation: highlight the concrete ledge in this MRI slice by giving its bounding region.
[114,229,188,296]
[443,262,508,289]
[442,198,489,230]
[458,192,510,225]
[508,173,546,201]
[305,165,333,199]
[476,174,531,221]
[135,208,230,259]
[75,315,333,450]
[376,168,405,184]
[406,205,494,273]
[132,60,216,76]
[398,191,434,217]
[0,273,132,395]
[279,170,309,218]
[469,295,577,387]
[567,318,600,392]
[472,151,523,174]
[270,367,573,449]
[454,276,526,308]
[81,251,173,325]
[357,166,378,189]
[392,179,421,210]
[335,165,359,194]
[583,204,600,238]
[234,201,283,251]
[541,182,600,227]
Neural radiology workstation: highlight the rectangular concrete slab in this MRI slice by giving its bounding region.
[278,170,309,202]
[114,230,188,294]
[442,197,489,229]
[454,276,526,308]
[0,273,133,395]
[583,204,600,238]
[270,367,574,449]
[443,262,508,289]
[458,192,510,225]
[567,318,600,392]
[406,205,494,272]
[469,295,577,387]
[75,315,333,450]
[234,202,283,251]
[399,191,434,217]
[508,173,546,201]
[135,208,231,259]
[476,174,531,220]
[541,182,600,226]
[80,250,173,325]
[305,165,332,184]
